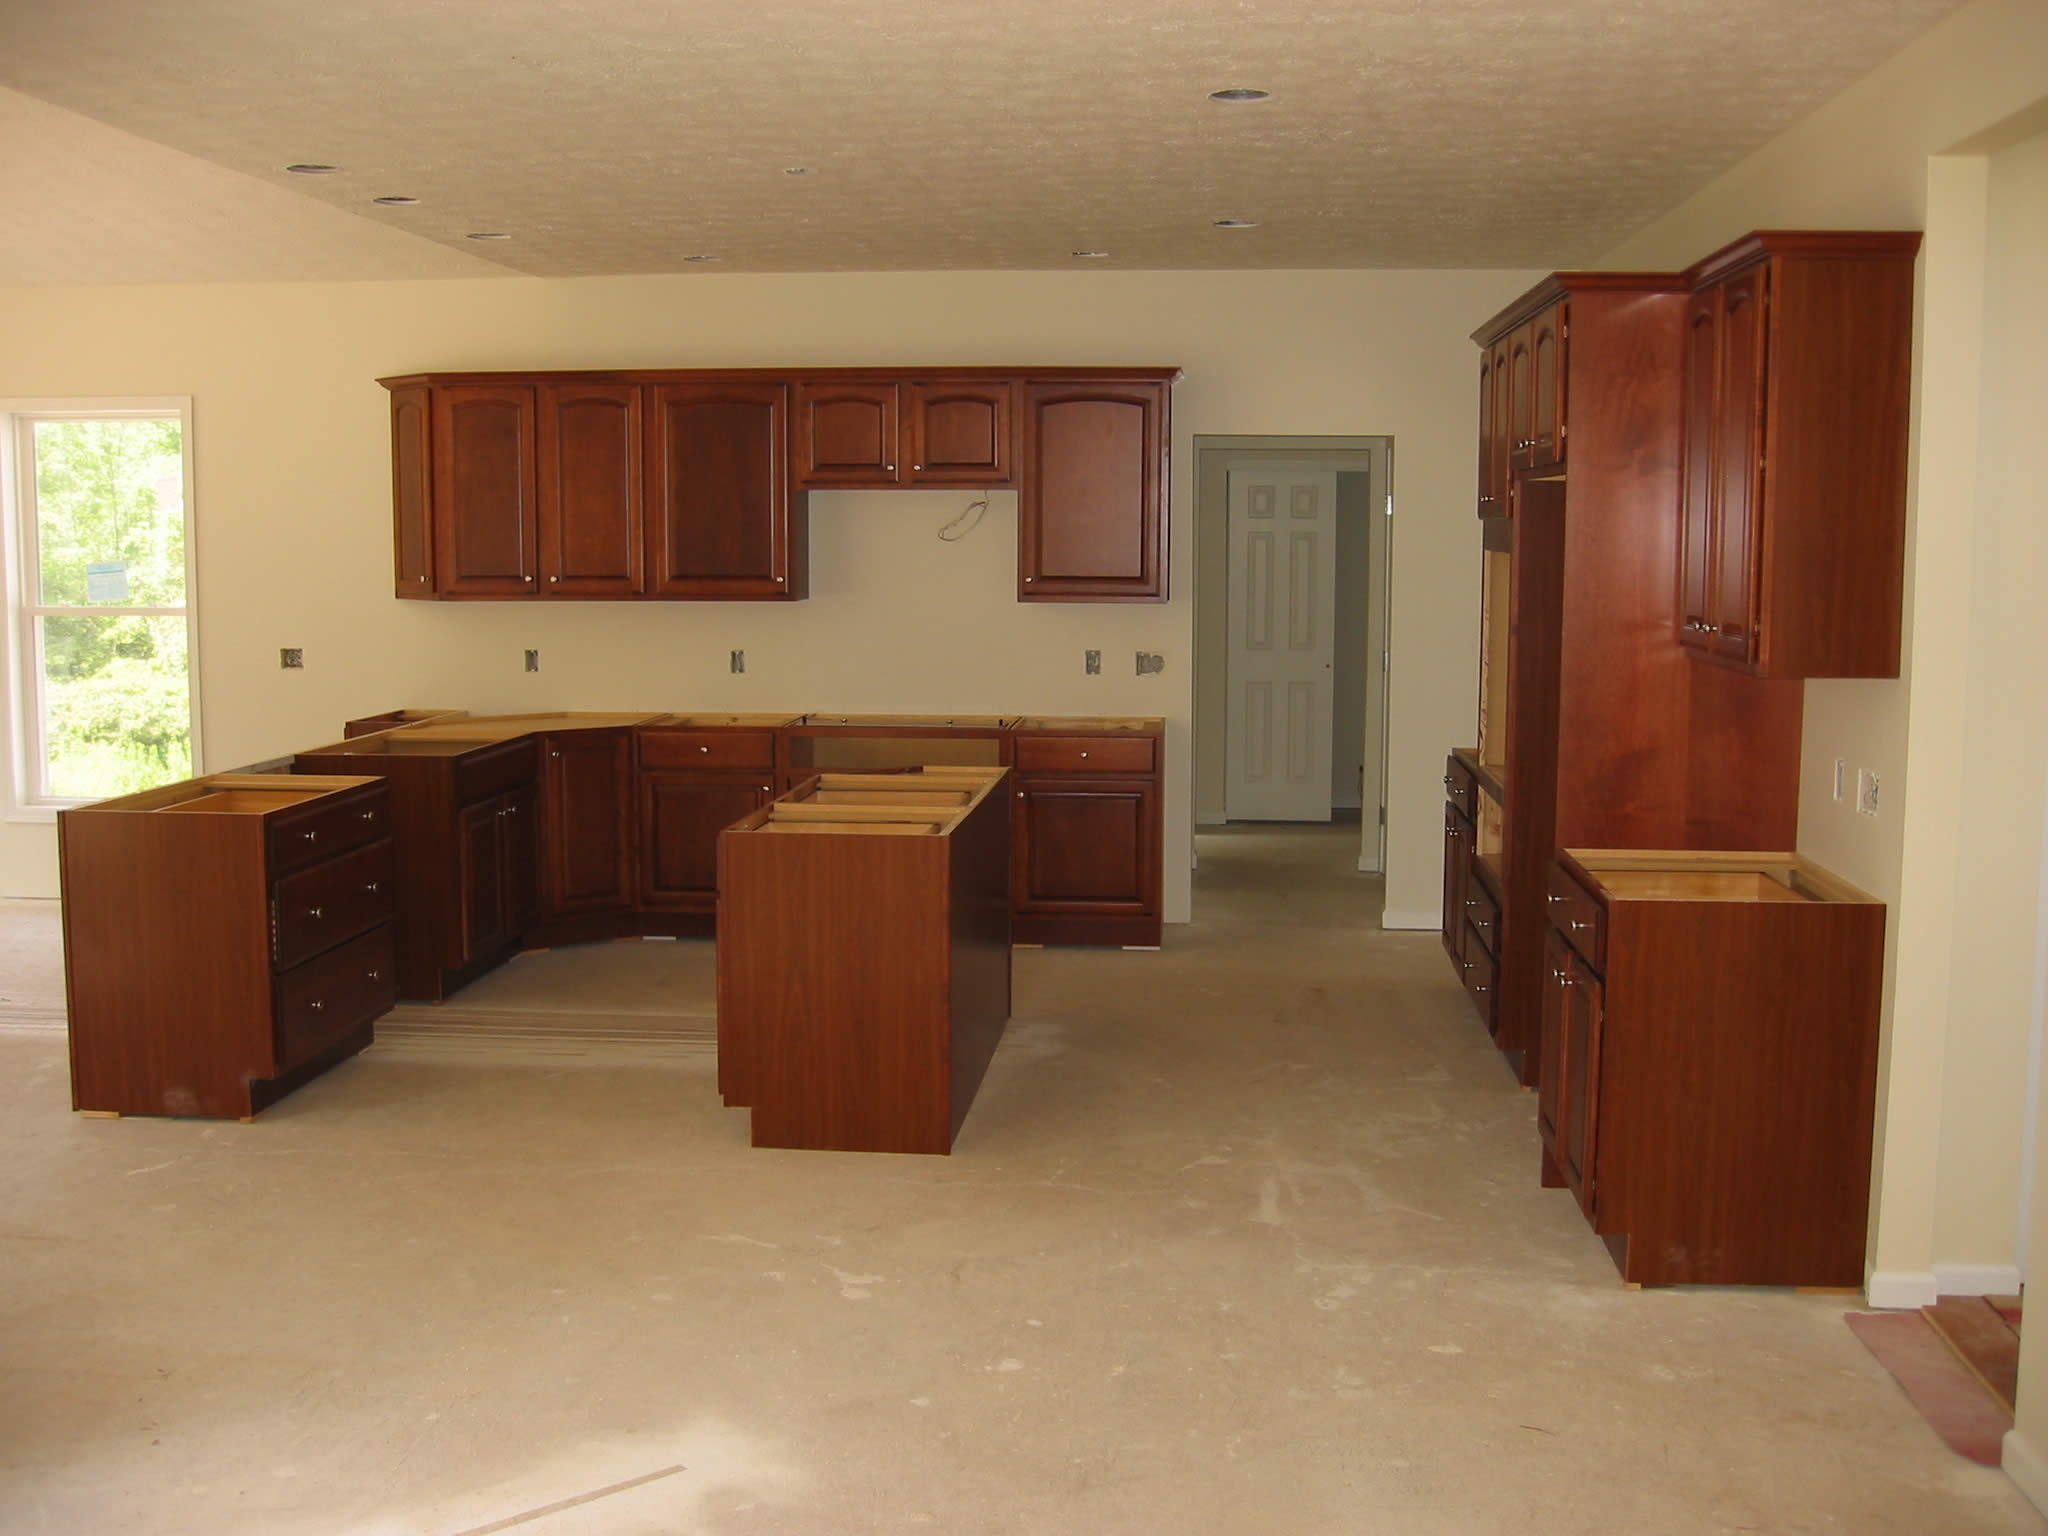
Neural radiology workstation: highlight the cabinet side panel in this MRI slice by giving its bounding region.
[1683,664,1803,849]
[61,813,272,1117]
[947,788,1014,1142]
[390,386,434,597]
[1758,256,1916,677]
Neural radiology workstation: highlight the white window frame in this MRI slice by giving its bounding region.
[1,397,202,822]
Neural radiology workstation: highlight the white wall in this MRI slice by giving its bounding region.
[0,269,1530,929]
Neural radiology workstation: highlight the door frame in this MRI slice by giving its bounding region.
[1193,434,1395,872]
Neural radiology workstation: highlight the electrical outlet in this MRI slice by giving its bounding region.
[524,649,540,673]
[1085,650,1101,675]
[1855,768,1880,817]
[1136,651,1165,676]
[1832,758,1846,801]
[730,650,745,674]
[278,648,303,669]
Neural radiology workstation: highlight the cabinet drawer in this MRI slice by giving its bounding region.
[1546,863,1606,971]
[454,737,540,803]
[274,924,396,1071]
[638,729,777,771]
[1444,754,1477,820]
[1459,933,1497,1027]
[1014,735,1155,775]
[1462,876,1500,956]
[273,839,395,971]
[266,782,390,877]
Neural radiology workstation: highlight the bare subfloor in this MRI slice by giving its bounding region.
[2,825,2039,1533]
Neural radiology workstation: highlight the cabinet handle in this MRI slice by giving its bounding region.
[1570,919,1593,933]
[549,576,559,583]
[550,750,560,759]
[303,830,318,844]
[1024,577,1035,584]
[886,463,895,472]
[367,970,381,981]
[1079,751,1089,759]
[775,576,786,583]
[308,1000,324,1011]
[913,463,923,471]
[1546,892,1563,906]
[364,881,380,894]
[700,745,710,753]
[308,906,323,918]
[1473,983,1489,995]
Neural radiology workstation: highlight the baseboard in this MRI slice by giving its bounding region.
[1865,1270,1939,1310]
[1196,812,1228,826]
[1381,908,1439,931]
[1934,1263,2023,1297]
[1356,856,1382,874]
[2005,1428,2048,1516]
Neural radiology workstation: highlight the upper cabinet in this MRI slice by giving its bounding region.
[1677,231,1920,677]
[645,382,805,600]
[1471,298,1569,518]
[1019,376,1172,602]
[383,366,1173,603]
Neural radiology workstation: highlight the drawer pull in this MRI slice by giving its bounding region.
[308,1000,324,1011]
[308,906,323,919]
[368,969,381,981]
[1079,750,1089,759]
[1570,919,1593,933]
[364,881,380,894]
[302,830,318,844]
[700,745,710,753]
[360,811,376,822]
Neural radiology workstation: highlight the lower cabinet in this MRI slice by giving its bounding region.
[640,773,777,910]
[59,773,395,1120]
[536,728,634,924]
[457,786,538,965]
[1537,850,1885,1287]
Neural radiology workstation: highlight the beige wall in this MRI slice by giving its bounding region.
[0,269,1530,929]
[1593,0,2048,1497]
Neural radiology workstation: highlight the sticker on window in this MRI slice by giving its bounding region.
[85,561,130,603]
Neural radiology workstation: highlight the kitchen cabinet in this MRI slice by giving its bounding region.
[1475,339,1512,518]
[390,384,434,595]
[1538,849,1885,1286]
[1009,719,1163,947]
[432,382,539,596]
[794,380,901,486]
[538,380,643,596]
[635,721,784,917]
[1677,230,1920,677]
[644,380,807,599]
[1018,378,1170,601]
[59,773,395,1119]
[458,786,537,964]
[536,728,634,925]
[906,380,1012,485]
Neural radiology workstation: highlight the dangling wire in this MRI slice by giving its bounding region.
[937,497,988,542]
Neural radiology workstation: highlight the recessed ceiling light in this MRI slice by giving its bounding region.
[373,195,419,206]
[1213,218,1259,229]
[683,254,721,263]
[784,166,813,176]
[466,232,511,241]
[1209,88,1271,103]
[1072,250,1110,259]
[284,163,339,175]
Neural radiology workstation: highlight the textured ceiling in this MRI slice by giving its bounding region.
[0,0,1966,283]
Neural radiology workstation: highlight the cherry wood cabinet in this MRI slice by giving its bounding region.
[1475,339,1512,518]
[431,383,539,596]
[59,774,395,1119]
[634,723,783,918]
[1018,376,1172,601]
[458,786,538,964]
[645,381,806,599]
[1537,850,1885,1287]
[538,381,643,596]
[535,728,634,925]
[390,385,434,596]
[906,380,1012,486]
[1009,719,1163,946]
[1677,231,1920,677]
[795,380,901,486]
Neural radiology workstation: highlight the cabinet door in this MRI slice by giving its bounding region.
[640,771,777,909]
[1474,352,1498,518]
[1011,775,1159,915]
[908,380,1012,485]
[390,385,435,598]
[455,793,511,965]
[1486,338,1513,512]
[1505,322,1535,472]
[1442,803,1471,963]
[644,382,803,598]
[1536,927,1571,1156]
[431,384,538,596]
[1709,269,1768,664]
[795,381,900,486]
[539,730,633,916]
[538,382,643,596]
[1677,293,1720,649]
[1019,380,1167,601]
[1528,304,1566,469]
[500,786,539,938]
[1561,951,1604,1221]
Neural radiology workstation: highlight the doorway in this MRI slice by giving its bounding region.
[1193,435,1393,881]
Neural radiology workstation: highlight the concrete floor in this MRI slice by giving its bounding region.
[2,824,2042,1533]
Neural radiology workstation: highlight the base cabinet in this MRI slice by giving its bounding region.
[1010,722,1163,946]
[536,728,634,924]
[457,786,538,965]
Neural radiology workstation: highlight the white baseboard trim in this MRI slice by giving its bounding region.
[1356,856,1382,874]
[1933,1263,2023,1296]
[1196,812,1228,826]
[2005,1428,2048,1516]
[1864,1270,1939,1310]
[1381,909,1440,931]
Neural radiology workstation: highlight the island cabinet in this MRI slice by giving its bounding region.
[1009,718,1164,948]
[793,376,1014,488]
[634,716,790,924]
[1537,850,1885,1287]
[1677,231,1920,677]
[1018,375,1173,601]
[717,769,1012,1153]
[60,773,396,1119]
[530,727,636,941]
[644,381,807,599]
[293,727,545,1002]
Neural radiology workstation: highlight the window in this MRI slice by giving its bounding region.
[4,400,199,814]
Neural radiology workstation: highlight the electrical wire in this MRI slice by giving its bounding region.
[936,497,988,542]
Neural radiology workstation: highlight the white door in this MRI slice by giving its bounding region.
[1226,466,1338,821]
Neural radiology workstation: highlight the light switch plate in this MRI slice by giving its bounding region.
[524,649,540,673]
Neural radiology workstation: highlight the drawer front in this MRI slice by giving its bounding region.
[1546,862,1606,971]
[273,839,395,971]
[267,782,390,877]
[454,737,540,804]
[274,924,396,1071]
[638,729,777,771]
[1462,874,1500,957]
[1014,734,1156,775]
[1459,932,1497,1029]
[1443,754,1476,820]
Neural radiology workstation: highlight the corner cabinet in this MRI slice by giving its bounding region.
[1677,231,1920,677]
[1019,378,1171,601]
